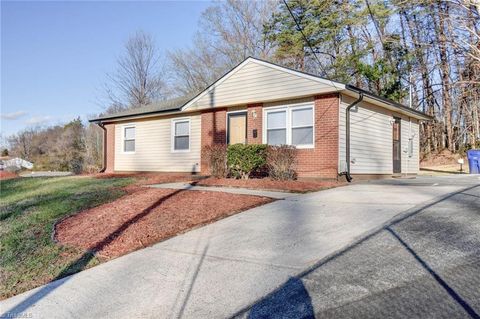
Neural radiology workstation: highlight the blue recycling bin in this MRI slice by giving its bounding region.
[467,149,480,174]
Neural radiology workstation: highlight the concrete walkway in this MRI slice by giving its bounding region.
[19,171,73,178]
[149,182,297,199]
[1,176,478,319]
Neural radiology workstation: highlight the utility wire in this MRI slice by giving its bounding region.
[281,0,342,91]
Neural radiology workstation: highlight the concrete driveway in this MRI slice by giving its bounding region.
[1,175,479,318]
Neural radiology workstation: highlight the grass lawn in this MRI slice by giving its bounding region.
[0,176,134,299]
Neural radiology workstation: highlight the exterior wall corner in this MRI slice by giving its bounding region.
[104,123,115,173]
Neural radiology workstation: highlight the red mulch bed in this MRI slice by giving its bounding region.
[92,172,197,185]
[195,177,344,193]
[55,188,272,259]
[0,171,17,180]
[92,172,201,194]
[90,172,344,193]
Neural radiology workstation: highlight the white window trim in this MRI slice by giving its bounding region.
[264,107,288,146]
[290,105,315,149]
[122,124,136,154]
[171,117,191,153]
[263,103,315,149]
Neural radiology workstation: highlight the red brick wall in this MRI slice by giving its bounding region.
[247,103,263,144]
[296,94,339,178]
[201,108,227,174]
[200,94,339,178]
[104,123,115,173]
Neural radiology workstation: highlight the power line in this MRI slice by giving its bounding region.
[281,0,342,91]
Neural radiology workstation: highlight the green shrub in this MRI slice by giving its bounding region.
[227,144,267,179]
[267,145,298,180]
[203,144,228,178]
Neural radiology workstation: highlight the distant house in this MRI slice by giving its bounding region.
[0,157,33,171]
[89,57,431,179]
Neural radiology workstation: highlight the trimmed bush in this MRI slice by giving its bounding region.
[227,144,267,179]
[267,145,298,180]
[203,144,228,178]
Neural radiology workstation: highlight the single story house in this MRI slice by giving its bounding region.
[90,57,431,180]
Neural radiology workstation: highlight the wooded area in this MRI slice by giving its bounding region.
[6,0,479,172]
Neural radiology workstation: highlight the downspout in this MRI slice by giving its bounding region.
[339,92,363,182]
[97,122,107,173]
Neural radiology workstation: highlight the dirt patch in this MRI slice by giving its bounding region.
[0,171,17,180]
[195,177,344,193]
[420,149,465,167]
[420,149,468,174]
[55,188,272,259]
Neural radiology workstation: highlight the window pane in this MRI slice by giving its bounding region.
[267,129,286,145]
[292,108,313,127]
[292,127,313,145]
[393,121,400,141]
[175,121,189,136]
[124,127,135,139]
[174,136,189,150]
[267,111,286,129]
[124,140,135,152]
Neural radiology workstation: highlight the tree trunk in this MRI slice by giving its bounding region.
[432,1,454,151]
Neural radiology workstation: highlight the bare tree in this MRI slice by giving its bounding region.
[8,128,36,161]
[167,0,276,95]
[199,0,276,65]
[84,123,103,172]
[168,37,224,95]
[104,31,168,112]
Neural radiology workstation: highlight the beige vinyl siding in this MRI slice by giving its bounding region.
[339,95,420,174]
[401,118,420,174]
[339,96,393,174]
[114,115,201,172]
[264,97,314,108]
[189,60,335,110]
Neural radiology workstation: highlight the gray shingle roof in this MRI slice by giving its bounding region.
[89,94,197,122]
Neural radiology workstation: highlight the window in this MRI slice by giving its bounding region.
[291,107,313,146]
[266,110,287,145]
[264,104,314,148]
[172,119,190,151]
[123,126,135,153]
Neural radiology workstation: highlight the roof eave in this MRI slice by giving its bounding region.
[345,84,433,121]
[88,107,182,123]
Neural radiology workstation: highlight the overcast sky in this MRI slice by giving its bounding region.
[1,0,212,136]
